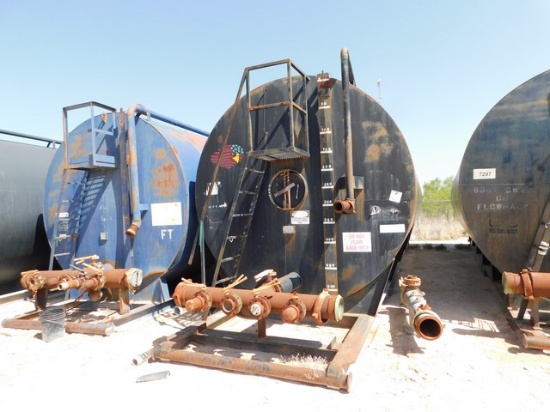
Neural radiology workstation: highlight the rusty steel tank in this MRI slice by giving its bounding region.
[452,69,550,275]
[0,130,58,291]
[43,102,207,300]
[194,49,420,315]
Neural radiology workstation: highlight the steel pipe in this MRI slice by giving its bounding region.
[399,275,444,340]
[340,48,356,209]
[20,267,143,296]
[502,269,550,298]
[1,317,115,335]
[173,279,344,324]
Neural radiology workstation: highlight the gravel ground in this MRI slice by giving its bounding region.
[0,245,549,411]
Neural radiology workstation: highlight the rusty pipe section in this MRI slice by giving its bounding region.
[334,199,355,214]
[502,269,550,299]
[399,275,444,340]
[21,266,143,300]
[125,104,208,238]
[173,279,344,325]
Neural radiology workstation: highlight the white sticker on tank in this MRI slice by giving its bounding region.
[343,232,372,252]
[389,190,402,203]
[151,202,182,226]
[380,224,406,233]
[473,168,496,180]
[291,210,310,225]
[205,181,220,195]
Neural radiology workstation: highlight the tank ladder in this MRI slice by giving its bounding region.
[317,72,339,292]
[211,156,267,286]
[202,60,309,287]
[48,102,117,272]
[48,169,89,271]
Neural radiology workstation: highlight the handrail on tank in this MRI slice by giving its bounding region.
[338,48,356,214]
[125,104,209,238]
[0,128,60,148]
[62,101,118,170]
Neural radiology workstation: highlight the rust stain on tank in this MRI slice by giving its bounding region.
[364,121,393,162]
[69,134,88,159]
[150,149,179,197]
[169,129,207,153]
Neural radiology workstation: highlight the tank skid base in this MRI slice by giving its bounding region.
[2,296,174,336]
[141,309,376,392]
[473,243,550,351]
[506,295,550,351]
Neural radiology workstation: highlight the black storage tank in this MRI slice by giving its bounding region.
[453,69,550,274]
[195,51,420,314]
[0,132,57,290]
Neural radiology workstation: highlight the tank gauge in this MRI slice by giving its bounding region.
[268,169,308,211]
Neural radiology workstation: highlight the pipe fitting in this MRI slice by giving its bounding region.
[399,275,444,340]
[172,279,344,324]
[185,290,212,312]
[220,292,242,317]
[247,296,271,320]
[125,224,140,238]
[334,198,356,214]
[282,297,307,323]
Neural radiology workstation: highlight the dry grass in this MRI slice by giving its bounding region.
[410,215,467,241]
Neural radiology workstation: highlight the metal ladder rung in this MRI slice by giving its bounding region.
[227,235,248,241]
[214,275,238,286]
[245,168,265,174]
[221,255,240,263]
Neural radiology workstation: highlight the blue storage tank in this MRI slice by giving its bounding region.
[43,102,207,299]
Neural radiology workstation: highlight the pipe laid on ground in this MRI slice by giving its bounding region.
[399,275,444,340]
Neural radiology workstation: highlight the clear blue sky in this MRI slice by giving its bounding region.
[1,0,549,186]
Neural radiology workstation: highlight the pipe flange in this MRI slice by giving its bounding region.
[24,271,45,293]
[519,269,535,299]
[248,295,271,320]
[399,275,421,288]
[282,297,307,324]
[221,292,242,317]
[185,290,212,312]
[312,289,330,325]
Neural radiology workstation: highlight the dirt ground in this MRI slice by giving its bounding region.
[0,243,549,411]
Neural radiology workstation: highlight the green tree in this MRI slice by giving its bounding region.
[421,176,454,218]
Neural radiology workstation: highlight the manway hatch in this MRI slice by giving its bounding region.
[136,309,376,392]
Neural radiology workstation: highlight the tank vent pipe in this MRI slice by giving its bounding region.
[339,47,356,213]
